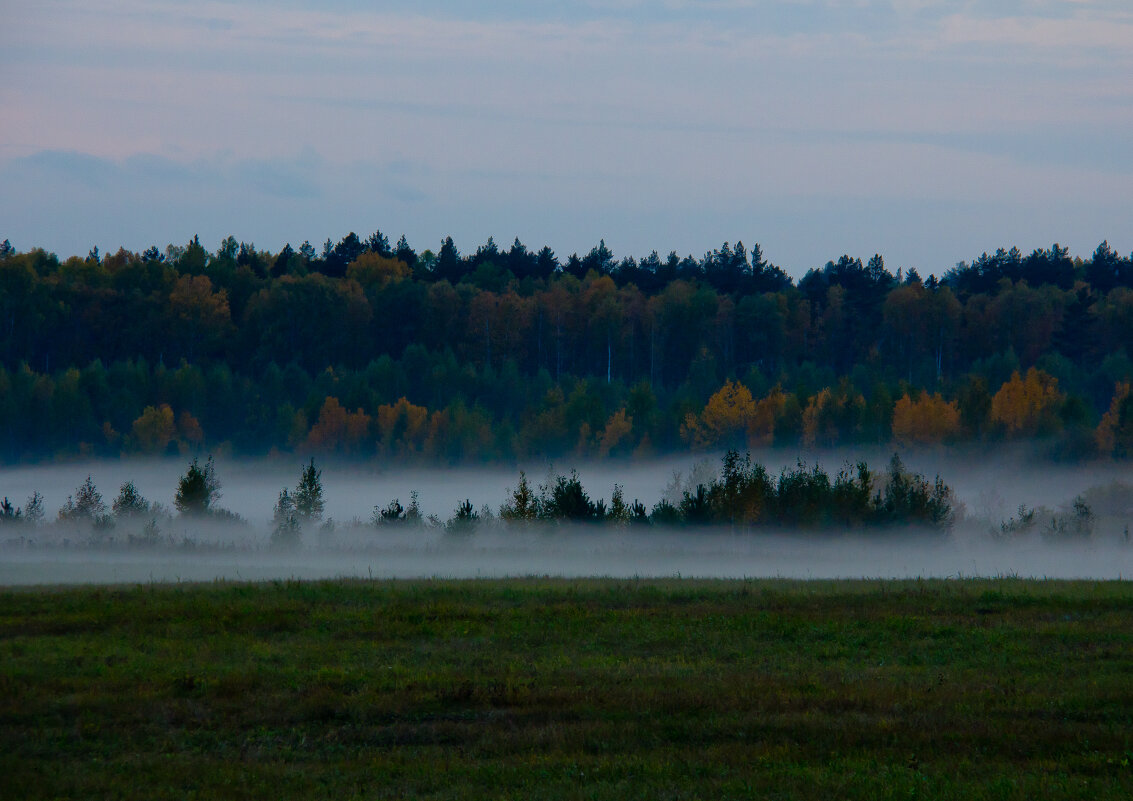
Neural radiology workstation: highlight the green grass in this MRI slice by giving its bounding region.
[2,578,1133,799]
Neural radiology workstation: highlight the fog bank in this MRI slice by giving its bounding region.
[3,526,1132,586]
[2,449,1131,585]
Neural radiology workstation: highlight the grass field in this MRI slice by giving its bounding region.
[2,578,1132,799]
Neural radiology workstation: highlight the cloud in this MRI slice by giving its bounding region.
[3,1,1132,271]
[939,10,1133,52]
[3,150,327,199]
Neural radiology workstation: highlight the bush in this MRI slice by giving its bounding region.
[875,454,953,528]
[542,471,598,522]
[650,498,682,526]
[445,499,479,534]
[372,499,406,526]
[0,497,21,525]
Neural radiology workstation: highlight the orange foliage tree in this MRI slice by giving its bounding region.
[748,386,789,447]
[989,368,1064,437]
[891,391,962,447]
[681,380,756,450]
[177,411,205,451]
[1096,382,1133,457]
[305,396,373,455]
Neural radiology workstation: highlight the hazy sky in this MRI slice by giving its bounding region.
[2,0,1130,277]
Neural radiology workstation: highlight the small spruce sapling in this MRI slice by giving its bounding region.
[271,488,301,548]
[500,472,540,521]
[24,491,44,526]
[0,498,21,524]
[59,476,107,522]
[113,481,151,518]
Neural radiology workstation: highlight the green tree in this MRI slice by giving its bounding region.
[174,456,220,515]
[500,472,540,521]
[112,481,150,518]
[294,458,325,523]
[24,491,44,525]
[271,488,300,548]
[58,476,106,522]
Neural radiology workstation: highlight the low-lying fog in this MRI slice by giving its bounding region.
[2,448,1131,585]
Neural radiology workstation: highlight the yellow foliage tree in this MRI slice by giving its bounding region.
[681,380,755,449]
[131,404,175,454]
[376,397,430,457]
[346,251,410,289]
[597,409,634,457]
[891,391,962,447]
[989,368,1063,437]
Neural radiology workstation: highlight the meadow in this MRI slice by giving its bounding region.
[2,578,1132,799]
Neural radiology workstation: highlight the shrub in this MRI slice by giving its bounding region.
[875,454,953,528]
[445,499,479,534]
[0,497,21,524]
[542,471,598,522]
[372,498,406,526]
[649,498,682,526]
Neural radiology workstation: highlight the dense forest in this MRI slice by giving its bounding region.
[1,232,1132,463]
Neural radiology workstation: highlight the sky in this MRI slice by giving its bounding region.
[2,0,1131,278]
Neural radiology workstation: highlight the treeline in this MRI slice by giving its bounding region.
[491,452,953,531]
[1,234,1132,461]
[0,452,956,546]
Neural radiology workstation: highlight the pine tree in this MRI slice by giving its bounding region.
[293,458,324,523]
[271,488,300,548]
[24,491,44,525]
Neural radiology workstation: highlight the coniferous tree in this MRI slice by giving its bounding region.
[112,481,150,518]
[58,476,106,522]
[24,491,44,526]
[294,458,324,523]
[0,497,21,523]
[271,487,300,548]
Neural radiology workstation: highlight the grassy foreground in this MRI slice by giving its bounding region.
[2,579,1132,800]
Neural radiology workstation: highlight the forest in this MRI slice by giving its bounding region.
[1,232,1132,463]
